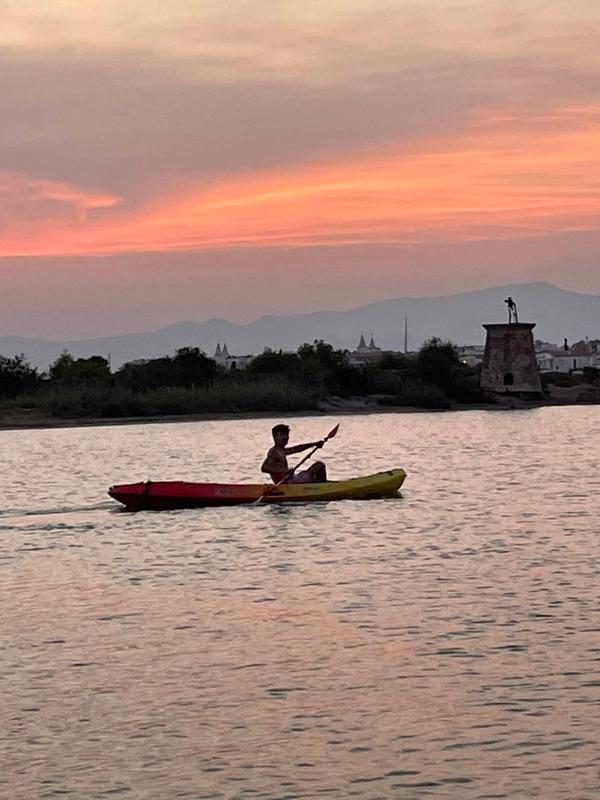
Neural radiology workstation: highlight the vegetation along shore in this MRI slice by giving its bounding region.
[1,339,598,430]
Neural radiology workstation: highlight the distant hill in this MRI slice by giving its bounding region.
[2,282,599,370]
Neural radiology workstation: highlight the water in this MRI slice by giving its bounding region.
[1,407,599,799]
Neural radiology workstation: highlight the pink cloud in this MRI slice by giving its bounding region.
[0,172,120,228]
[1,105,599,258]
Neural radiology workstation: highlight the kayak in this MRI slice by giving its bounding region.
[108,469,406,511]
[109,469,406,511]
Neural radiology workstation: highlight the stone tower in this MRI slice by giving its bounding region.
[480,298,543,396]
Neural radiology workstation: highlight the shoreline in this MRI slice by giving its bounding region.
[0,396,591,433]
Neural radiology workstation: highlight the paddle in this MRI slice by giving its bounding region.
[254,422,340,505]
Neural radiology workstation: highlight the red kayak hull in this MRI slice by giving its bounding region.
[109,480,272,510]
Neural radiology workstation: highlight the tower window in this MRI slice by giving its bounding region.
[503,372,514,386]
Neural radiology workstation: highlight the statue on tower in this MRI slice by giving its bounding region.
[481,297,542,397]
[505,296,519,324]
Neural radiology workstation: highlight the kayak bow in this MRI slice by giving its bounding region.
[108,469,406,511]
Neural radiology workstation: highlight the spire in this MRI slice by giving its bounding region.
[215,343,222,357]
[357,333,367,350]
[369,334,376,350]
[222,343,229,356]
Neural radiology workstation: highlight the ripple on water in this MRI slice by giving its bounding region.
[1,408,600,799]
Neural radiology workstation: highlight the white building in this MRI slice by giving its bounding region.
[213,343,253,371]
[348,333,385,367]
[536,352,600,373]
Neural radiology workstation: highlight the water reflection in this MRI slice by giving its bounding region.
[1,407,599,799]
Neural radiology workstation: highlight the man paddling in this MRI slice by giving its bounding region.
[261,424,327,484]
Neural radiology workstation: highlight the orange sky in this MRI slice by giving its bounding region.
[2,105,600,257]
[1,1,600,335]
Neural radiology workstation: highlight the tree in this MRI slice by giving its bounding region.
[171,347,217,387]
[297,340,346,371]
[296,340,351,394]
[49,351,76,381]
[0,354,40,398]
[249,349,300,374]
[417,337,461,396]
[379,352,412,370]
[49,351,111,384]
[116,348,216,391]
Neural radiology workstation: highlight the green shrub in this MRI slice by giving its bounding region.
[417,338,460,396]
[378,379,451,409]
[454,375,494,404]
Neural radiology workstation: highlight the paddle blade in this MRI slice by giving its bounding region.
[326,423,340,440]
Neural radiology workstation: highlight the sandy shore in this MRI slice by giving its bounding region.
[0,408,326,432]
[0,394,581,433]
[0,404,423,432]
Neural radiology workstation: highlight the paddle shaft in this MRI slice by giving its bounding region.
[286,441,323,478]
[282,422,339,483]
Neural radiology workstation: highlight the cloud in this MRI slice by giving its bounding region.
[0,47,478,196]
[4,2,599,73]
[1,1,599,202]
[0,172,119,230]
[2,0,600,339]
[1,104,599,257]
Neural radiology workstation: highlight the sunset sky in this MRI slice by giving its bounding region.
[2,1,600,337]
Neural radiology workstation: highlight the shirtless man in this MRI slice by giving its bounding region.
[261,423,327,484]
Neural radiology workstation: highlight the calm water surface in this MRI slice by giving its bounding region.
[1,408,599,799]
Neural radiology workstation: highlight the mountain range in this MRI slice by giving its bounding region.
[2,282,599,370]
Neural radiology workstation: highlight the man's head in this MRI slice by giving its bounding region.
[272,423,290,446]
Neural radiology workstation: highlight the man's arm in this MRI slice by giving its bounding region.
[260,458,272,474]
[284,440,323,456]
[261,453,276,474]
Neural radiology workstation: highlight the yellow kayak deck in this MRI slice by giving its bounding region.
[258,468,406,503]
